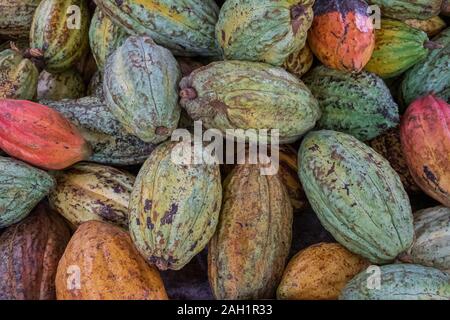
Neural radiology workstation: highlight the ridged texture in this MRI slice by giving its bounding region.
[216,0,314,66]
[283,43,313,78]
[89,7,128,71]
[0,99,91,170]
[0,49,38,100]
[0,204,71,300]
[43,96,156,165]
[303,65,399,141]
[0,0,42,38]
[400,206,450,273]
[208,163,293,299]
[277,243,369,300]
[308,0,375,72]
[30,0,89,73]
[49,163,135,229]
[368,0,442,20]
[405,16,447,37]
[55,221,168,300]
[94,0,220,57]
[104,36,181,143]
[299,130,414,264]
[37,69,85,100]
[129,141,222,271]
[365,19,430,78]
[0,156,55,228]
[402,27,450,105]
[340,264,450,300]
[179,60,321,144]
[369,126,420,194]
[400,95,450,206]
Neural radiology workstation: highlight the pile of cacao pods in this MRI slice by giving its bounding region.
[0,0,450,301]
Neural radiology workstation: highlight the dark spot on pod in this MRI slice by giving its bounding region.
[291,5,306,34]
[113,184,126,193]
[146,217,154,230]
[144,199,153,212]
[135,218,141,225]
[221,30,226,42]
[115,0,123,6]
[155,126,169,136]
[160,203,178,225]
[179,87,197,100]
[308,144,320,152]
[423,166,438,184]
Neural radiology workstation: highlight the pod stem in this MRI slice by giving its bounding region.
[424,41,444,50]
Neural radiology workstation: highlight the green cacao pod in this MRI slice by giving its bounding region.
[179,60,321,144]
[216,0,314,66]
[0,49,38,100]
[0,0,42,39]
[340,264,450,300]
[0,156,55,228]
[369,0,442,20]
[299,130,414,264]
[30,0,89,73]
[37,69,85,100]
[404,16,447,37]
[365,19,435,78]
[43,96,156,165]
[208,163,293,299]
[94,0,220,57]
[129,141,222,270]
[399,206,450,273]
[402,27,450,105]
[303,66,399,141]
[283,43,314,78]
[89,7,128,71]
[104,36,181,143]
[0,203,71,300]
[49,162,135,229]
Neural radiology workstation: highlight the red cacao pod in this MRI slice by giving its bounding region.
[0,99,91,169]
[401,95,450,206]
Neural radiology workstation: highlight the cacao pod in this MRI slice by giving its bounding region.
[400,206,450,273]
[0,0,41,39]
[55,220,168,300]
[0,99,91,170]
[340,264,450,300]
[365,19,436,78]
[49,162,135,229]
[89,7,128,71]
[0,156,55,228]
[179,60,321,144]
[37,69,86,101]
[104,36,181,144]
[303,65,399,141]
[405,16,447,37]
[368,126,420,194]
[0,49,38,100]
[208,163,293,299]
[401,95,450,206]
[0,203,71,300]
[283,43,314,78]
[308,0,375,72]
[216,0,314,66]
[401,27,450,105]
[94,0,220,57]
[368,0,442,20]
[129,141,222,271]
[43,96,156,165]
[299,130,414,264]
[277,243,369,300]
[30,0,89,73]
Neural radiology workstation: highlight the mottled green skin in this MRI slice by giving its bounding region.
[402,27,450,106]
[179,60,321,144]
[30,0,89,73]
[404,206,450,273]
[0,0,41,39]
[43,96,156,165]
[216,0,314,66]
[94,0,220,57]
[37,69,85,100]
[340,264,450,300]
[104,36,181,144]
[0,156,55,228]
[89,7,128,71]
[303,66,399,141]
[129,141,222,270]
[369,0,442,20]
[298,130,413,264]
[0,49,38,100]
